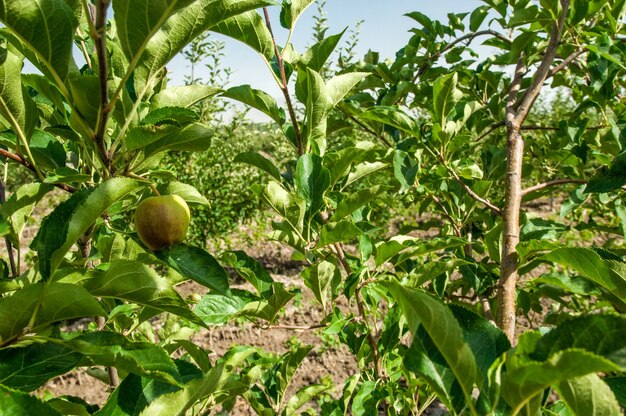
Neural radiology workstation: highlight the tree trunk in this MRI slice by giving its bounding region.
[498,129,524,343]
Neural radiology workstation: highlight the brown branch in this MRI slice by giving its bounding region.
[93,0,112,173]
[413,30,512,82]
[348,115,392,147]
[0,148,77,193]
[429,193,462,236]
[447,165,502,215]
[475,121,506,142]
[260,323,327,331]
[514,0,570,124]
[547,46,585,78]
[507,57,527,126]
[522,178,587,196]
[263,8,304,155]
[476,122,606,142]
[332,243,383,379]
[0,180,17,277]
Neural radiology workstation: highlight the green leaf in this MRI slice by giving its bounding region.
[382,282,481,413]
[584,152,626,194]
[345,161,388,187]
[150,85,220,111]
[142,107,199,126]
[470,6,490,31]
[302,261,339,309]
[0,384,61,415]
[194,289,256,326]
[326,72,368,108]
[295,154,330,215]
[97,360,202,416]
[266,345,313,404]
[284,381,332,415]
[212,10,274,60]
[299,29,346,72]
[0,283,105,344]
[543,247,626,301]
[67,74,100,126]
[239,283,295,322]
[0,340,81,391]
[393,149,419,192]
[156,182,210,206]
[223,85,285,126]
[64,332,182,385]
[298,68,331,153]
[136,124,213,165]
[605,376,626,407]
[0,0,77,84]
[219,251,274,297]
[1,182,53,244]
[156,244,230,295]
[331,185,392,221]
[136,352,245,416]
[318,220,362,247]
[280,0,316,29]
[350,380,381,415]
[29,130,66,170]
[234,151,283,182]
[531,314,626,369]
[34,178,144,279]
[375,236,467,267]
[433,72,462,124]
[0,45,38,139]
[555,373,621,416]
[56,260,204,326]
[43,168,91,185]
[502,349,620,414]
[113,0,275,86]
[359,106,417,136]
[449,304,510,381]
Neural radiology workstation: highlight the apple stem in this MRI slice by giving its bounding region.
[149,183,161,196]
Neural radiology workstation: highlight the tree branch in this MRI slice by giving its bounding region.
[413,30,511,82]
[522,178,587,196]
[514,0,570,124]
[348,115,392,147]
[93,0,112,174]
[447,165,502,215]
[0,148,77,193]
[0,180,17,277]
[263,8,304,155]
[547,46,586,78]
[332,242,383,379]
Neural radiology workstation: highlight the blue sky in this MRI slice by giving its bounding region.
[167,1,484,101]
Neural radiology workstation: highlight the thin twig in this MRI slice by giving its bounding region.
[260,323,327,331]
[348,115,392,147]
[522,178,587,196]
[514,0,570,124]
[0,180,17,277]
[413,30,512,83]
[332,243,383,379]
[262,8,304,155]
[0,148,77,193]
[547,46,586,78]
[76,27,93,69]
[93,0,112,174]
[447,165,502,215]
[475,121,506,142]
[429,193,462,236]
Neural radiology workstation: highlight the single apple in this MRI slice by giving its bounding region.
[134,194,190,251]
